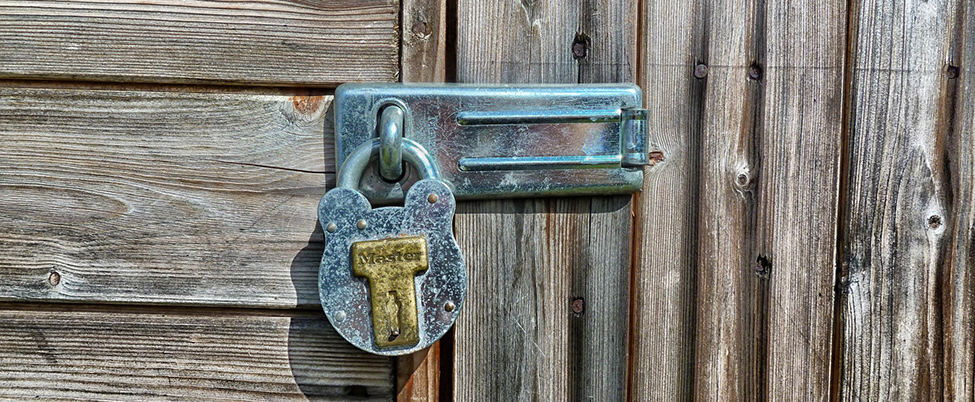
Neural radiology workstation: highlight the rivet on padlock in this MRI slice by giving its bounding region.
[318,136,467,356]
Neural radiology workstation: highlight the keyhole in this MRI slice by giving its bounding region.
[385,291,401,342]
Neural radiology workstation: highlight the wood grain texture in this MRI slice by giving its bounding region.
[635,0,844,400]
[758,1,845,398]
[632,1,704,400]
[689,1,767,400]
[400,0,446,83]
[0,0,398,86]
[453,1,636,400]
[838,0,974,399]
[944,6,975,396]
[0,86,332,308]
[0,305,392,401]
[397,343,439,402]
[455,200,568,401]
[455,199,634,401]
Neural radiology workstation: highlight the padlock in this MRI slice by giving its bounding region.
[318,138,467,356]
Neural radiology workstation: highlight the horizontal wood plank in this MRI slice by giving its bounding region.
[0,305,392,400]
[0,86,332,308]
[0,0,398,85]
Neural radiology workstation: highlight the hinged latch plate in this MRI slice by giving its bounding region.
[334,83,649,203]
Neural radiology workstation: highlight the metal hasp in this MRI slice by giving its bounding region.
[334,83,650,203]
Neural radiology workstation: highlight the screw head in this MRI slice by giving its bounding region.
[334,311,347,322]
[444,301,455,312]
[428,193,439,204]
[325,222,337,233]
[571,297,585,314]
[694,63,709,79]
[356,220,367,230]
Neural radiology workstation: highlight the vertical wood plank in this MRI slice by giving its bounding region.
[453,0,636,400]
[945,5,975,395]
[632,1,704,400]
[690,0,767,400]
[455,200,573,401]
[397,343,440,402]
[401,0,447,83]
[760,1,845,398]
[398,0,447,399]
[945,4,975,396]
[839,0,975,399]
[635,0,844,400]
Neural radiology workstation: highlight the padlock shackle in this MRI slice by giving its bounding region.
[337,138,441,189]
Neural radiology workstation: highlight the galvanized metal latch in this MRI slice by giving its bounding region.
[334,83,650,203]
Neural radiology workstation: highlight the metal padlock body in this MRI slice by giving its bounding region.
[318,179,466,356]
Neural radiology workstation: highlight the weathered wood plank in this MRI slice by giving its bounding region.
[0,86,332,308]
[0,0,398,85]
[631,1,704,399]
[689,1,766,400]
[453,200,569,401]
[839,0,974,399]
[636,0,844,399]
[0,304,392,400]
[759,1,845,399]
[400,0,446,83]
[397,342,439,402]
[453,1,635,400]
[945,7,975,395]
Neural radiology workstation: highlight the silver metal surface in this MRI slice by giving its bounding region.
[620,108,649,167]
[379,105,404,181]
[337,138,442,190]
[318,179,466,356]
[334,83,649,203]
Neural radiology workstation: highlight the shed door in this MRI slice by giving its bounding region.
[4,0,975,401]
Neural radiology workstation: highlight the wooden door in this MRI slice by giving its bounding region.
[2,0,975,401]
[0,0,403,399]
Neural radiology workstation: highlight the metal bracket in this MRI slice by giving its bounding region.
[334,83,649,203]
